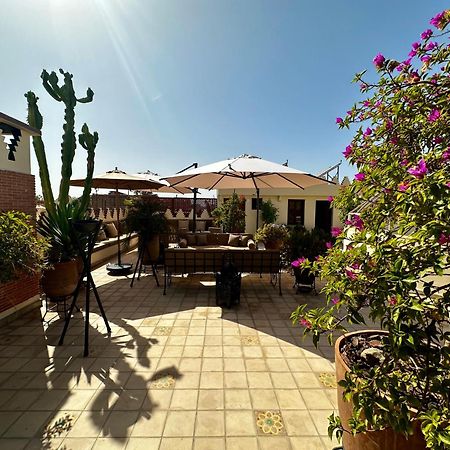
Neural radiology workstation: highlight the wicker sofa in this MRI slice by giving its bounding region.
[163,232,282,295]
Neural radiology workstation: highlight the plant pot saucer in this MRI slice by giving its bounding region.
[106,263,132,275]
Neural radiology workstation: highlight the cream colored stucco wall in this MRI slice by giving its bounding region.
[217,184,343,234]
[0,130,31,174]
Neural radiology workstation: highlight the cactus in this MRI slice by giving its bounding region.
[77,124,98,212]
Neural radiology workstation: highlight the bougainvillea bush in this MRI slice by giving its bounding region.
[291,10,450,449]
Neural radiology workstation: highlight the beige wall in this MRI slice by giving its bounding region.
[0,130,32,174]
[217,184,343,234]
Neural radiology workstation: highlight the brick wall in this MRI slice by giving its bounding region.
[0,169,39,315]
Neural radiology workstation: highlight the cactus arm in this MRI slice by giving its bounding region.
[77,123,98,212]
[40,70,62,102]
[77,88,94,104]
[25,91,56,216]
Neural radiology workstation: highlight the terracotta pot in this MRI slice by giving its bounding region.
[42,259,79,299]
[142,235,160,264]
[335,330,426,450]
[264,239,283,250]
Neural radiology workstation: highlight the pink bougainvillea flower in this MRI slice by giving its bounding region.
[331,227,342,237]
[291,257,306,268]
[407,159,428,178]
[412,41,420,50]
[336,117,343,124]
[299,318,312,329]
[428,109,440,122]
[363,127,372,136]
[325,241,332,249]
[354,172,366,181]
[327,196,334,202]
[442,149,450,161]
[346,214,364,231]
[438,233,450,245]
[363,100,371,107]
[400,159,409,167]
[345,269,357,281]
[390,136,399,145]
[421,55,431,63]
[331,297,339,305]
[425,41,438,51]
[373,53,385,68]
[421,29,433,40]
[430,11,446,29]
[388,296,397,306]
[398,182,409,192]
[385,119,393,130]
[446,182,450,188]
[408,49,417,58]
[343,145,352,158]
[434,136,443,144]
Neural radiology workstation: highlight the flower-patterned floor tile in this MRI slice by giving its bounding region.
[150,373,176,389]
[240,336,260,346]
[318,372,338,388]
[255,410,285,435]
[153,327,172,336]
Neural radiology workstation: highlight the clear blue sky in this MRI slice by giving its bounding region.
[1,1,444,195]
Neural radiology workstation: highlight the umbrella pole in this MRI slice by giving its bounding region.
[256,187,260,231]
[116,188,121,266]
[192,188,198,233]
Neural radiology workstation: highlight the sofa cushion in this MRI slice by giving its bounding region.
[240,235,250,247]
[96,228,107,242]
[186,234,196,246]
[178,219,189,230]
[105,223,118,238]
[228,234,241,247]
[196,221,206,232]
[178,227,189,237]
[208,227,221,233]
[196,234,208,246]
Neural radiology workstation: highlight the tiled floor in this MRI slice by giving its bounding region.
[0,251,342,450]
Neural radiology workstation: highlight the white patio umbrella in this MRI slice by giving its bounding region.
[164,154,332,229]
[70,168,164,273]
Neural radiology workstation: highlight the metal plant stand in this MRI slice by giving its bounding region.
[130,233,160,288]
[58,219,111,356]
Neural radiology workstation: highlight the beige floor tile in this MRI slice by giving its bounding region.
[164,410,196,437]
[62,390,97,410]
[309,410,333,436]
[202,358,223,372]
[183,347,203,358]
[271,372,298,389]
[226,436,258,450]
[58,437,96,450]
[4,411,51,438]
[174,372,200,389]
[193,437,225,450]
[275,389,307,410]
[258,436,291,450]
[224,372,247,388]
[5,390,43,411]
[148,389,173,409]
[243,347,263,358]
[197,390,224,410]
[93,437,128,449]
[179,358,202,372]
[282,410,317,436]
[0,411,21,435]
[225,410,256,436]
[300,390,334,410]
[170,389,198,410]
[126,437,160,449]
[159,437,193,450]
[307,359,335,372]
[131,409,167,437]
[67,411,104,438]
[102,411,139,438]
[163,346,184,357]
[245,359,266,371]
[203,346,223,357]
[1,439,41,450]
[200,372,223,389]
[249,389,279,409]
[247,372,273,389]
[292,372,322,388]
[290,436,327,450]
[224,389,252,409]
[223,346,242,358]
[223,358,245,372]
[195,410,225,436]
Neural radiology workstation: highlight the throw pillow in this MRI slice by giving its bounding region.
[228,234,241,247]
[208,227,221,233]
[105,223,118,238]
[186,234,196,246]
[179,239,188,248]
[178,227,189,237]
[196,233,208,246]
[96,229,107,242]
[247,239,256,250]
[196,221,206,232]
[240,235,250,247]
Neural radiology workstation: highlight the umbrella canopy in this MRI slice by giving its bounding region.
[163,154,329,191]
[163,154,332,229]
[135,171,191,194]
[70,168,164,271]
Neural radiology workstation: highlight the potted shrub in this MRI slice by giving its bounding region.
[260,199,279,224]
[26,69,98,298]
[255,223,289,249]
[125,196,168,263]
[212,193,246,233]
[0,211,48,284]
[292,10,450,450]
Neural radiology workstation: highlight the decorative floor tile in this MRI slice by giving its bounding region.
[240,336,260,346]
[255,410,286,435]
[153,327,172,336]
[318,372,338,389]
[150,373,176,389]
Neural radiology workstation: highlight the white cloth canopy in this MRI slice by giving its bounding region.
[134,171,191,194]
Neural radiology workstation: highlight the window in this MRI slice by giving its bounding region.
[315,200,333,232]
[251,198,263,210]
[287,199,305,226]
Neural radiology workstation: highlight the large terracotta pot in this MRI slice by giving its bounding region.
[42,259,79,299]
[264,239,283,250]
[335,330,426,450]
[142,235,160,264]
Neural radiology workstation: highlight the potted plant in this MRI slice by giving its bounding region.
[0,211,48,284]
[292,10,450,450]
[125,196,168,263]
[255,223,289,250]
[26,69,98,298]
[260,199,279,224]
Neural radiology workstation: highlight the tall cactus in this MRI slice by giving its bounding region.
[25,69,97,214]
[25,91,56,216]
[40,69,94,206]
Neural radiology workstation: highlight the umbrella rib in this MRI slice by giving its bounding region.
[209,173,228,190]
[275,173,305,189]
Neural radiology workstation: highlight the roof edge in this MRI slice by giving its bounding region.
[0,112,41,136]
